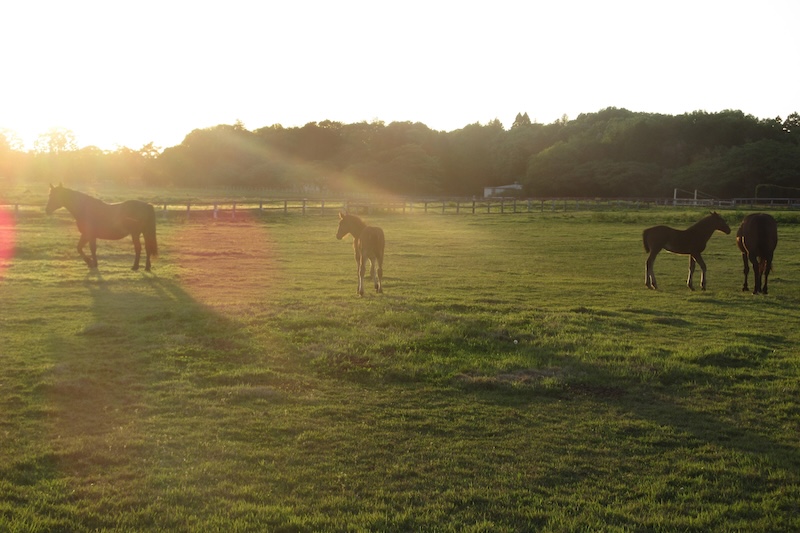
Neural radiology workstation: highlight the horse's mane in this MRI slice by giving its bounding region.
[344,213,367,226]
[61,187,107,207]
[688,212,720,230]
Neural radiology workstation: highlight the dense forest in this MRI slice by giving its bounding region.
[1,108,799,198]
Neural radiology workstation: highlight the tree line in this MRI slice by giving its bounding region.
[1,108,799,198]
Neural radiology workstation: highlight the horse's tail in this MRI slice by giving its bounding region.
[144,204,158,258]
[642,229,650,253]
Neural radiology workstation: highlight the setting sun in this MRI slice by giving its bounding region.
[2,1,798,151]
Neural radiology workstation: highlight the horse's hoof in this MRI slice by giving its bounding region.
[742,286,749,292]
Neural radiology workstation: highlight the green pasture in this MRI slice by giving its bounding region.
[1,208,799,531]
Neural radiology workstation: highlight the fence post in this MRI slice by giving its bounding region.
[213,203,218,219]
[321,199,325,214]
[259,201,264,213]
[187,204,191,219]
[424,201,428,213]
[232,203,236,219]
[472,199,476,214]
[284,200,288,214]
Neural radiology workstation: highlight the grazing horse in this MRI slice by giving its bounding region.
[336,212,384,296]
[736,213,778,295]
[643,212,731,291]
[45,184,158,271]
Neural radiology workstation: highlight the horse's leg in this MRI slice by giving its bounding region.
[89,238,98,268]
[369,258,377,292]
[686,256,696,290]
[357,258,366,297]
[376,255,383,293]
[131,233,142,271]
[645,250,659,289]
[750,253,762,294]
[695,255,708,291]
[77,234,93,268]
[741,251,750,292]
[144,235,152,271]
[763,257,772,295]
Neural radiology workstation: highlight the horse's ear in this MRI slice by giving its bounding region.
[339,211,345,220]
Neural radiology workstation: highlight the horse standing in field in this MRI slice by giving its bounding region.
[736,213,778,295]
[45,184,158,271]
[336,212,384,296]
[643,212,731,291]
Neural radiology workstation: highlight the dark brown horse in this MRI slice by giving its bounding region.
[643,212,731,291]
[336,212,384,296]
[45,184,158,271]
[736,213,777,294]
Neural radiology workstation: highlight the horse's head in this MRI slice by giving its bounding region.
[710,211,732,234]
[45,183,65,215]
[336,211,365,240]
[336,211,351,240]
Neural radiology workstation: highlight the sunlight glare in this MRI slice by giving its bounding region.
[0,204,15,279]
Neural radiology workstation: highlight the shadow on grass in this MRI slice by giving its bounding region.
[2,271,265,528]
[463,349,800,476]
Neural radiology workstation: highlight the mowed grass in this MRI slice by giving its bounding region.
[1,208,799,531]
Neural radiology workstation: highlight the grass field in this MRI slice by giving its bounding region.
[1,207,799,531]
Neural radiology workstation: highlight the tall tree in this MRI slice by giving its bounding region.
[34,128,78,154]
[512,112,531,128]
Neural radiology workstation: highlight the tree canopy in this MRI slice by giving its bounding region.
[1,108,798,198]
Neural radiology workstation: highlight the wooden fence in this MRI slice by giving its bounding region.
[2,197,799,220]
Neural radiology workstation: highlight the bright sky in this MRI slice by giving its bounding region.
[1,0,797,151]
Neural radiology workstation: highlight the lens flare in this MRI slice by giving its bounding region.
[0,204,15,279]
[168,212,281,312]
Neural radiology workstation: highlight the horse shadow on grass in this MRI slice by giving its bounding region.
[461,346,800,480]
[10,271,277,526]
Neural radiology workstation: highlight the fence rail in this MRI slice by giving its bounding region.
[3,196,800,220]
